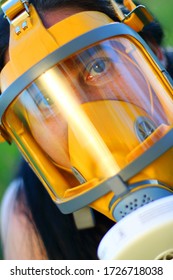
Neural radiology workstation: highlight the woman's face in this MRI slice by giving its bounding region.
[25,36,164,169]
[6,7,166,170]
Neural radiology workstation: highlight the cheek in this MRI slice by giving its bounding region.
[28,113,70,168]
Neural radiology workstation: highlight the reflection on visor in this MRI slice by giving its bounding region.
[2,36,173,199]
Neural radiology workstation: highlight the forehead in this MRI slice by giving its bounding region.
[40,7,85,28]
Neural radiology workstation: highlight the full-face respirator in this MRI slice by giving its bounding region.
[1,0,173,259]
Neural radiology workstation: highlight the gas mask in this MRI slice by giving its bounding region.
[1,0,173,259]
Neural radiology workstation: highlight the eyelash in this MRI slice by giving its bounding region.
[83,57,112,83]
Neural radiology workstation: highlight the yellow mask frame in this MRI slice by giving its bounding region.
[0,0,173,222]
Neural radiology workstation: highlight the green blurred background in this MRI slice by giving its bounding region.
[0,0,173,258]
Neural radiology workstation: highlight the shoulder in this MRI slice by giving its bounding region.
[0,178,48,259]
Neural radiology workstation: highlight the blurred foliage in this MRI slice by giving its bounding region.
[0,142,21,200]
[0,142,21,259]
[0,0,6,6]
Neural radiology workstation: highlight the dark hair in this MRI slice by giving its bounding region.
[0,14,9,70]
[0,0,117,71]
[0,0,165,71]
[17,160,114,259]
[30,0,115,16]
[0,0,117,259]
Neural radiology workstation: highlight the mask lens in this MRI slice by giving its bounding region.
[2,37,173,199]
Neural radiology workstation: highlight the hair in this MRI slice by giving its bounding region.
[0,0,117,71]
[0,15,9,70]
[31,0,116,15]
[17,160,114,259]
[0,0,117,259]
[0,0,165,71]
[0,0,170,259]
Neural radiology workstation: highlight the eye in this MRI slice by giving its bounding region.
[33,92,49,107]
[32,92,54,118]
[84,57,111,83]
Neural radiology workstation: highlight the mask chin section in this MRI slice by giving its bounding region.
[111,180,173,221]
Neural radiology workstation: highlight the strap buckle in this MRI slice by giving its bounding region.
[2,0,30,33]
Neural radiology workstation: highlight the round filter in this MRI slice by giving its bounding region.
[112,185,173,221]
[98,195,173,260]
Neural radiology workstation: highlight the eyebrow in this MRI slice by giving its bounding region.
[52,40,126,79]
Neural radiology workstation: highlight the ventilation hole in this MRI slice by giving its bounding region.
[156,249,173,260]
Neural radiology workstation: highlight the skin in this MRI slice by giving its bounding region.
[26,37,165,169]
[4,6,166,171]
[1,6,93,260]
[40,7,84,27]
[0,4,168,260]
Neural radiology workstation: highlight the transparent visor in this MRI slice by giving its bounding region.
[2,37,173,199]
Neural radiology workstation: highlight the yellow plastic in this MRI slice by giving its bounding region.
[0,134,5,142]
[3,0,27,23]
[1,6,113,91]
[3,106,70,199]
[0,125,11,143]
[68,101,148,179]
[1,0,173,222]
[122,0,153,32]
